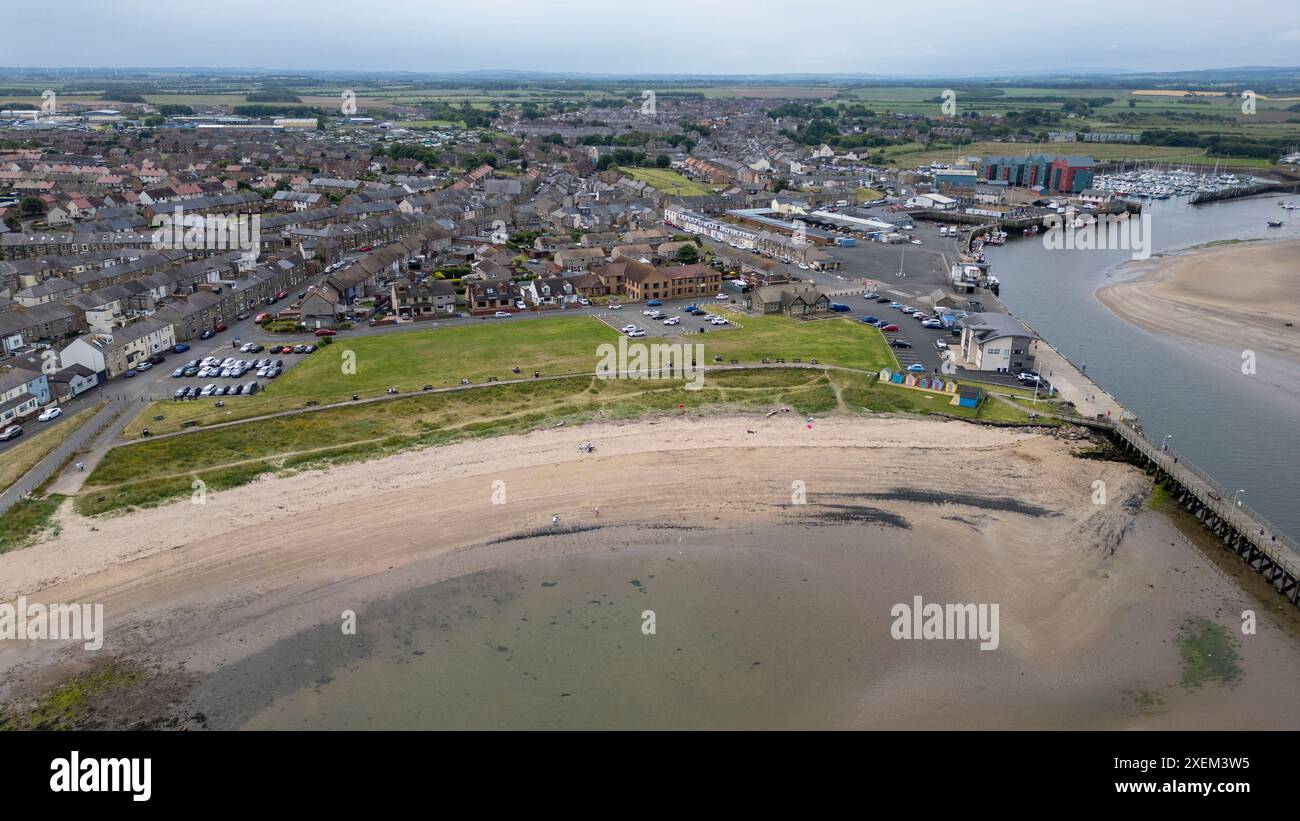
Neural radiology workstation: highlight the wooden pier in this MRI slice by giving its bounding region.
[1060,413,1300,606]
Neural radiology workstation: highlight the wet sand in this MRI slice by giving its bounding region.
[1097,239,1300,390]
[1,414,1298,729]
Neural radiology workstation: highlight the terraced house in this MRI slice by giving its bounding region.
[0,363,50,424]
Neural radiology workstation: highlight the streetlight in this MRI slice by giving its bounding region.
[1162,434,1174,452]
[1232,489,1246,523]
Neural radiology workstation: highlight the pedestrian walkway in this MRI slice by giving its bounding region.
[1031,341,1129,422]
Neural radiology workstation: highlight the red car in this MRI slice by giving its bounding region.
[254,312,269,324]
[357,246,373,252]
[275,291,288,300]
[213,322,227,332]
[880,324,900,332]
[314,328,336,337]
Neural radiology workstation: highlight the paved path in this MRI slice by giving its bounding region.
[1031,341,1130,422]
[0,401,126,515]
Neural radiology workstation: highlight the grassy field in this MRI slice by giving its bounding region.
[85,365,1034,516]
[0,404,104,495]
[621,167,718,196]
[0,495,66,554]
[124,314,897,436]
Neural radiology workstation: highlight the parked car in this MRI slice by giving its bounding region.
[214,323,227,332]
[236,312,250,321]
[37,406,62,422]
[254,313,269,324]
[889,302,902,309]
[863,292,878,300]
[881,324,900,332]
[304,345,317,353]
[621,325,640,334]
[890,339,913,349]
[863,316,880,324]
[876,296,891,304]
[493,311,512,318]
[829,303,851,312]
[664,316,681,326]
[173,343,190,354]
[934,340,948,350]
[200,329,215,340]
[646,299,663,306]
[715,293,729,301]
[906,364,927,373]
[314,328,336,337]
[627,329,646,338]
[608,303,622,310]
[0,425,22,441]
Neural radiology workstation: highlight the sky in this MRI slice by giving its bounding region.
[4,0,1299,76]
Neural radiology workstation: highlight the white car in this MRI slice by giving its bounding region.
[515,301,526,310]
[710,316,730,326]
[37,406,62,422]
[934,339,948,350]
[608,303,622,310]
[621,324,640,333]
[494,311,512,318]
[643,309,656,316]
[715,293,729,301]
[663,317,680,325]
[578,298,591,306]
[627,329,646,338]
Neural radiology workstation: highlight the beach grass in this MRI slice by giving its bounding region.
[0,495,66,554]
[0,404,105,495]
[85,364,1034,516]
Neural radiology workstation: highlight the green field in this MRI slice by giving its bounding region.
[621,167,718,196]
[125,314,896,436]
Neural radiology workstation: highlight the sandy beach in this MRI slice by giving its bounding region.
[2,413,1297,729]
[1097,239,1300,384]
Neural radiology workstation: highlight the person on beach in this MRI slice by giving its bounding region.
[552,515,559,524]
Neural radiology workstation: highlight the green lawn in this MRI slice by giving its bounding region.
[125,314,896,436]
[621,167,718,196]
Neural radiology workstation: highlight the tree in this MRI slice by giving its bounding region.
[655,154,670,168]
[675,243,700,264]
[18,196,45,218]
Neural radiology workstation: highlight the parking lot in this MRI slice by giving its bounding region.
[594,296,744,339]
[163,340,323,401]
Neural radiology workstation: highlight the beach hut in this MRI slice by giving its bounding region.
[958,386,982,408]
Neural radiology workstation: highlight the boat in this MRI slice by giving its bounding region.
[1267,220,1283,227]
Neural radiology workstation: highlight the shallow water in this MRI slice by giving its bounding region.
[988,193,1300,544]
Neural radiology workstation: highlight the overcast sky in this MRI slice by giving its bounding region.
[5,0,1299,76]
